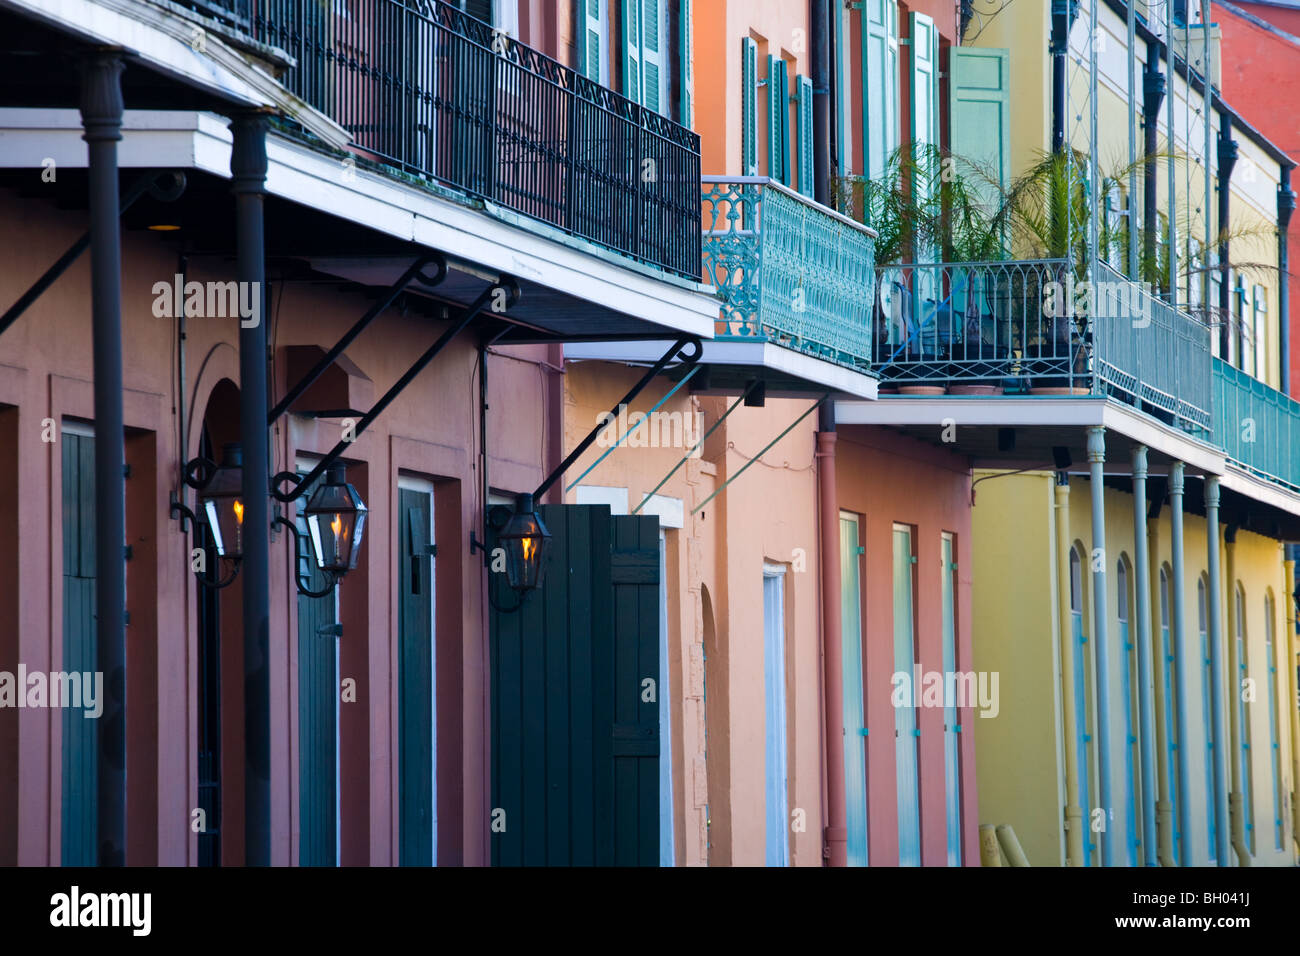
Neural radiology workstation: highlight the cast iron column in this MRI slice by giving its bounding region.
[1205,475,1230,864]
[1086,426,1115,865]
[1169,461,1192,864]
[816,403,847,866]
[232,112,271,865]
[1132,447,1157,865]
[81,49,128,868]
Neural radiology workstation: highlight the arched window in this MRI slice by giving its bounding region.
[1159,564,1180,862]
[1264,591,1283,851]
[1235,582,1255,856]
[1116,556,1139,866]
[1069,545,1097,865]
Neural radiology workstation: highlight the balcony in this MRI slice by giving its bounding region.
[1214,358,1300,493]
[872,258,1213,435]
[235,0,701,278]
[702,177,878,370]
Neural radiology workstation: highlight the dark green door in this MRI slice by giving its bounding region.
[398,486,435,865]
[490,504,660,866]
[61,428,96,865]
[297,473,339,866]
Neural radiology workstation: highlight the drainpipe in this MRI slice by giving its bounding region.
[811,0,831,206]
[232,112,272,866]
[1149,496,1175,865]
[81,49,128,867]
[1055,472,1084,865]
[1087,428,1116,866]
[1132,448,1158,866]
[1278,171,1295,394]
[1225,525,1251,865]
[816,403,847,866]
[1217,121,1238,360]
[1050,2,1076,155]
[1206,477,1231,865]
[1285,547,1300,848]
[1143,56,1165,289]
[1170,462,1192,864]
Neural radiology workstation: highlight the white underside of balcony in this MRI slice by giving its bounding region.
[564,339,880,401]
[0,108,718,341]
[3,0,349,148]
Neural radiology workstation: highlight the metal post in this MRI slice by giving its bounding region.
[231,112,271,866]
[1204,1,1215,333]
[1128,0,1139,279]
[1132,447,1158,865]
[1055,472,1084,865]
[1224,527,1250,865]
[1205,476,1231,865]
[1086,426,1115,865]
[1169,461,1192,863]
[1166,30,1179,309]
[81,48,128,868]
[811,0,831,206]
[1278,170,1295,393]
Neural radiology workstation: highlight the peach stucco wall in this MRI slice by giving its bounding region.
[0,187,554,866]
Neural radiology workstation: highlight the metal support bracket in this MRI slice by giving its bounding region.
[272,275,518,502]
[268,253,448,423]
[533,335,703,501]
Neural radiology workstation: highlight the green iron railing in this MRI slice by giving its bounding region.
[702,177,878,370]
[873,258,1212,435]
[1213,358,1300,493]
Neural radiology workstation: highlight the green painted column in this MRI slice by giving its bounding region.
[1087,426,1115,866]
[1170,462,1192,864]
[1132,446,1158,866]
[1205,476,1231,865]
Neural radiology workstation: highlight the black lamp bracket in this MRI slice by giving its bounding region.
[273,515,339,599]
[168,492,242,590]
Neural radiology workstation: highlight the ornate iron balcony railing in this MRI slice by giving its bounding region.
[873,257,1213,435]
[241,0,701,278]
[1214,358,1300,493]
[702,177,878,370]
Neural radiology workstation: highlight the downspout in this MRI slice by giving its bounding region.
[1143,54,1165,290]
[1285,547,1300,851]
[816,403,847,866]
[811,0,832,206]
[1217,121,1238,360]
[1050,2,1075,155]
[1278,170,1295,394]
[1055,472,1084,865]
[1225,526,1251,865]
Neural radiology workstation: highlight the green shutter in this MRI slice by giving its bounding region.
[909,12,939,263]
[680,0,693,127]
[768,55,789,185]
[742,37,758,175]
[582,0,603,82]
[642,0,663,113]
[796,73,814,197]
[862,0,899,181]
[398,489,435,866]
[949,47,1011,213]
[623,0,641,103]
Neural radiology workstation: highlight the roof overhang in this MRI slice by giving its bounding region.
[0,107,718,341]
[565,339,879,400]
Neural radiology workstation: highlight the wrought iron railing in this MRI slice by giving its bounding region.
[702,177,878,370]
[1214,358,1300,493]
[242,0,701,278]
[873,258,1213,434]
[174,0,251,28]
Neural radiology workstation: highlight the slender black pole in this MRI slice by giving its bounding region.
[81,48,128,868]
[1218,118,1238,360]
[231,112,271,866]
[1278,169,1295,394]
[811,0,831,206]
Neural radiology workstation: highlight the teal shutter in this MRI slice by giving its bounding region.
[741,37,758,174]
[862,0,899,181]
[398,488,435,866]
[796,73,814,197]
[839,517,869,866]
[949,47,1011,211]
[768,55,789,185]
[680,0,693,126]
[622,0,641,103]
[642,0,664,114]
[909,12,939,263]
[581,0,604,83]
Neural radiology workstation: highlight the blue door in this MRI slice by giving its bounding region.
[1117,559,1138,866]
[1070,547,1096,866]
[840,515,869,866]
[1160,568,1180,864]
[398,482,436,866]
[941,533,962,866]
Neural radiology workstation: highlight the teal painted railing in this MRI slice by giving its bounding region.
[1213,358,1300,492]
[874,258,1212,435]
[702,177,878,370]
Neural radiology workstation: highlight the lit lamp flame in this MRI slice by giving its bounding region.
[331,513,343,566]
[521,536,535,562]
[233,498,244,552]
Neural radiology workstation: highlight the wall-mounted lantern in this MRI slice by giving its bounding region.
[304,463,368,575]
[200,442,246,560]
[497,493,551,592]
